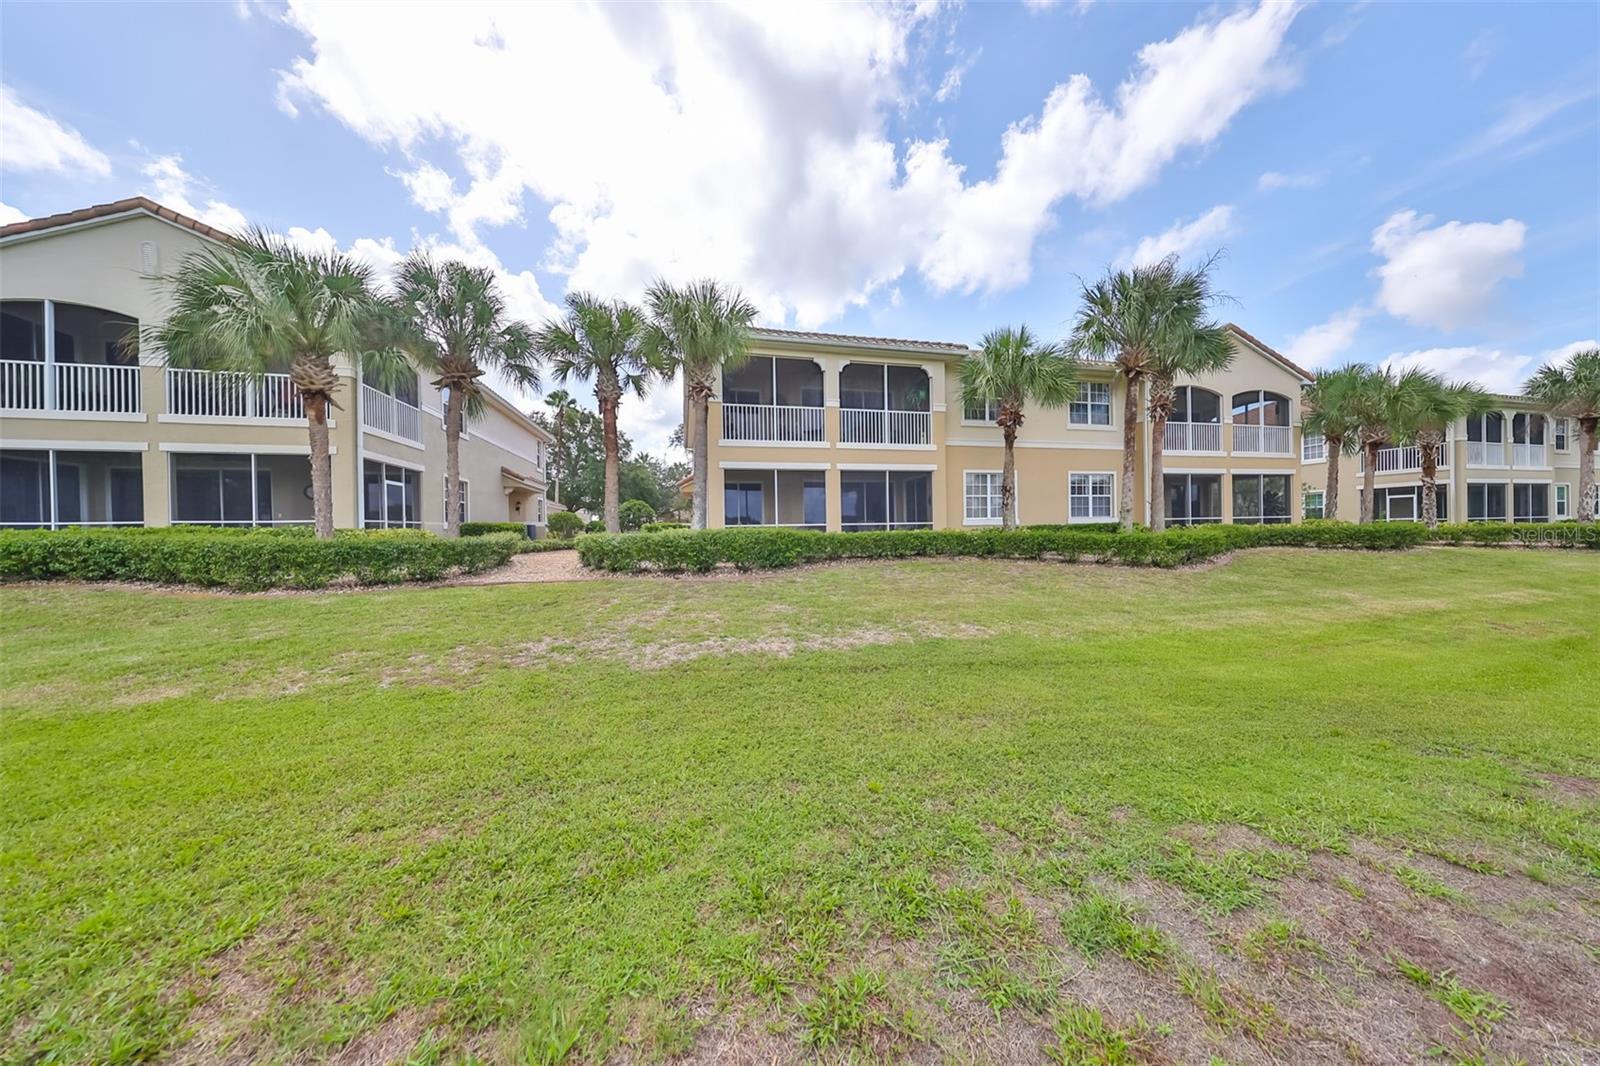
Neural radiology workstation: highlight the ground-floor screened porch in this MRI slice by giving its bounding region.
[1163,472,1294,526]
[1,448,144,528]
[715,466,934,532]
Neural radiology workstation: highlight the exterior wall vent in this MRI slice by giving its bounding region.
[140,241,159,275]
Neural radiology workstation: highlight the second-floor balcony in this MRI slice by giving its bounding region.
[1163,421,1222,453]
[840,408,931,446]
[361,382,421,443]
[1,359,142,415]
[1232,423,1293,455]
[721,402,824,443]
[1511,442,1546,467]
[1363,443,1449,474]
[166,368,305,420]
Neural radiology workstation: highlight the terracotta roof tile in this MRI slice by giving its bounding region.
[0,195,235,243]
[1225,322,1315,382]
[752,326,969,353]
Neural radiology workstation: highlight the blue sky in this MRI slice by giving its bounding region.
[2,1,1596,453]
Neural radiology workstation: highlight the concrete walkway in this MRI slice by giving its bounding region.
[450,549,593,585]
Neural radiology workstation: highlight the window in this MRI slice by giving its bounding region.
[1554,483,1570,519]
[171,453,281,525]
[363,460,421,528]
[1373,486,1445,522]
[1467,483,1507,522]
[963,396,1000,423]
[1303,490,1324,520]
[1,449,145,528]
[802,480,826,527]
[536,497,546,524]
[725,481,764,525]
[1554,418,1569,452]
[443,475,469,524]
[1171,386,1222,424]
[1231,390,1290,426]
[1069,381,1112,426]
[1302,433,1326,462]
[842,470,932,531]
[964,471,1003,524]
[1164,474,1222,525]
[1233,474,1291,524]
[1068,473,1113,521]
[1513,483,1549,523]
[1466,412,1504,443]
[1511,413,1545,446]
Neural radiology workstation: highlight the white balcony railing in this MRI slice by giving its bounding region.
[1466,441,1505,466]
[0,359,142,414]
[1163,421,1222,453]
[165,368,305,420]
[1232,423,1293,455]
[1511,442,1546,467]
[1366,444,1449,474]
[362,383,422,442]
[840,408,931,446]
[721,403,825,443]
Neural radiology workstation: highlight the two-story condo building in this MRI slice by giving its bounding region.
[0,198,552,533]
[695,325,1594,530]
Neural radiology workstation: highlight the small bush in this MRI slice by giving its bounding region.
[1428,521,1597,549]
[584,519,606,534]
[0,528,521,591]
[619,499,657,531]
[460,521,527,537]
[573,522,1428,574]
[641,521,689,533]
[546,510,583,539]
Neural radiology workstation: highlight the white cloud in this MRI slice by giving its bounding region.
[1123,205,1234,267]
[0,201,29,226]
[276,1,1300,323]
[1380,339,1597,394]
[934,48,980,104]
[1462,29,1496,80]
[0,84,111,178]
[140,154,249,233]
[1370,210,1525,330]
[1285,306,1366,369]
[1257,169,1322,191]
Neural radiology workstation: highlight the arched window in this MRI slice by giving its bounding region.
[1172,386,1222,424]
[1231,389,1290,426]
[1511,412,1544,445]
[1,300,140,414]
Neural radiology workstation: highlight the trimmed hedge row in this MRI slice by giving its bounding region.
[0,528,523,590]
[1427,521,1599,548]
[574,522,1431,574]
[459,521,527,537]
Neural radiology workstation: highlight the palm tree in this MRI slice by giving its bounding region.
[1388,372,1492,528]
[1350,369,1403,524]
[1525,347,1600,524]
[1069,255,1229,531]
[644,279,757,530]
[960,326,1078,530]
[391,255,539,537]
[543,388,579,507]
[144,228,400,539]
[534,293,656,533]
[1301,365,1371,522]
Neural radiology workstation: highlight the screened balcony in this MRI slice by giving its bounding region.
[840,469,932,531]
[169,452,314,527]
[839,363,931,446]
[361,371,422,444]
[1162,386,1223,453]
[723,468,826,530]
[1230,390,1292,454]
[1,448,144,528]
[0,300,141,415]
[720,357,824,443]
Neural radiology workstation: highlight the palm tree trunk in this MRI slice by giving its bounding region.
[1419,434,1440,529]
[444,389,464,537]
[1324,438,1340,521]
[601,394,621,533]
[1147,376,1173,534]
[1118,373,1139,530]
[1001,424,1018,531]
[1580,416,1598,524]
[305,392,335,540]
[1360,441,1379,523]
[690,380,711,530]
[550,422,563,509]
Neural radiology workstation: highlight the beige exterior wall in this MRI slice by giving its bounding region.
[704,329,1316,530]
[1,210,550,531]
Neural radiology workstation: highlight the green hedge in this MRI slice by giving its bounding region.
[641,521,689,533]
[1427,521,1598,548]
[0,528,522,591]
[574,522,1430,574]
[459,521,527,537]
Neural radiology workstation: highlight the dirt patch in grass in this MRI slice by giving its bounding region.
[323,1008,436,1065]
[165,937,281,1065]
[1536,772,1600,802]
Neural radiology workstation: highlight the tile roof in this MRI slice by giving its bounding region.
[752,326,969,354]
[0,195,234,243]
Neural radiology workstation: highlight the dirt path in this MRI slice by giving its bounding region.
[449,549,593,584]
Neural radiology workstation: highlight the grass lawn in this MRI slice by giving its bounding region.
[2,548,1597,1064]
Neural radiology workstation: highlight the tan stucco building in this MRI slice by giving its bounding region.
[696,325,1594,530]
[1,198,551,533]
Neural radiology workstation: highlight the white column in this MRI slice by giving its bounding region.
[42,300,56,411]
[47,449,58,530]
[249,453,259,527]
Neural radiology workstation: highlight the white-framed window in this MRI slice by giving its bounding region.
[1069,381,1112,426]
[963,396,1000,423]
[1068,472,1114,521]
[536,497,546,524]
[1553,418,1569,452]
[1554,483,1570,519]
[1302,433,1326,462]
[443,475,469,524]
[1303,489,1325,520]
[963,470,1004,524]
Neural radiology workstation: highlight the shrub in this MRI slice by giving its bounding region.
[619,499,657,532]
[546,510,583,539]
[0,528,521,591]
[641,521,689,533]
[1428,521,1597,549]
[584,519,606,533]
[460,521,527,537]
[573,522,1428,574]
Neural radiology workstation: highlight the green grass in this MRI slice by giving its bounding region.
[1393,956,1511,1034]
[2,549,1596,1062]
